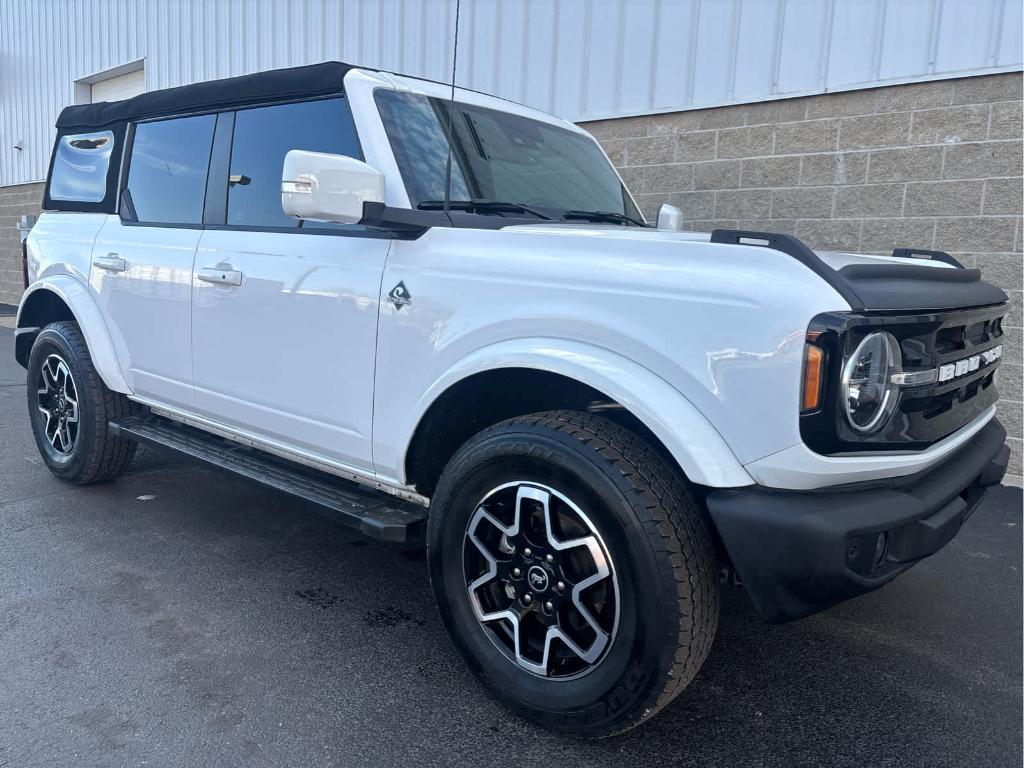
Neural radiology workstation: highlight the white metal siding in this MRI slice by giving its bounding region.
[1,0,1020,186]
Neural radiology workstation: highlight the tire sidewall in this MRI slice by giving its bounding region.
[27,325,98,481]
[428,426,679,726]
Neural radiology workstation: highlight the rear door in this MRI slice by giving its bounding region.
[90,113,216,408]
[190,97,391,474]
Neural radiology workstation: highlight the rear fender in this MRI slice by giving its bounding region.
[16,276,131,394]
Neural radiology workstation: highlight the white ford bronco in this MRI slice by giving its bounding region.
[17,62,1010,736]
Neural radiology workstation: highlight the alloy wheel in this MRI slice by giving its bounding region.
[36,354,80,455]
[462,481,619,679]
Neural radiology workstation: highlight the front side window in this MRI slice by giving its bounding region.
[49,130,115,203]
[227,97,362,229]
[374,90,639,220]
[126,114,215,225]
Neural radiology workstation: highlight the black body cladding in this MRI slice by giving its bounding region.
[707,418,1008,622]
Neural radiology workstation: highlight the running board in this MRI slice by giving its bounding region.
[111,414,427,544]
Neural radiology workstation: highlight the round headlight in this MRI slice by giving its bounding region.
[841,331,902,433]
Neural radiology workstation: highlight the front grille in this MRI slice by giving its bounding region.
[801,304,1006,454]
[896,305,1004,440]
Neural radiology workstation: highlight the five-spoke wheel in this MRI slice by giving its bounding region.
[464,482,618,679]
[35,353,80,455]
[27,321,137,484]
[429,411,719,736]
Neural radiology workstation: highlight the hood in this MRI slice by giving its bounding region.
[501,223,1007,313]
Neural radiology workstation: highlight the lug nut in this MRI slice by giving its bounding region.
[544,601,554,612]
[545,554,554,563]
[523,593,533,605]
[511,567,522,578]
[523,548,532,558]
[556,581,565,592]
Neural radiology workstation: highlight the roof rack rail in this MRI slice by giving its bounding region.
[708,229,864,308]
[890,247,964,269]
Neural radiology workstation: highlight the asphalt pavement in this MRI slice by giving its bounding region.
[0,325,1020,768]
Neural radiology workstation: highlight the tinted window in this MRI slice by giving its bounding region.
[127,114,215,224]
[375,90,638,218]
[373,92,469,204]
[227,97,362,229]
[49,130,115,202]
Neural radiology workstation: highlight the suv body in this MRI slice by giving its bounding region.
[16,62,1010,735]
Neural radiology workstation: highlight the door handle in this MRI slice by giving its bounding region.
[94,254,127,272]
[197,267,243,287]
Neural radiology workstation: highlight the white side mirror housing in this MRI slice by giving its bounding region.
[656,203,684,232]
[281,149,385,224]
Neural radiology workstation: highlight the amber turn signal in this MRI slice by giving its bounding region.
[802,343,825,412]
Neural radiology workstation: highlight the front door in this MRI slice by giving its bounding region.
[189,97,388,474]
[91,112,217,408]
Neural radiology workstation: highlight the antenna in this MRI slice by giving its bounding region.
[442,0,462,219]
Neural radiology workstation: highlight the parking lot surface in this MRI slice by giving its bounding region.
[0,325,1020,768]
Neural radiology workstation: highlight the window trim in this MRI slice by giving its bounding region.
[119,112,217,229]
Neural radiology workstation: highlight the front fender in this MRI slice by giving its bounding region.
[396,338,753,489]
[17,276,131,394]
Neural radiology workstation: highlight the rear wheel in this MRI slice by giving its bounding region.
[27,321,137,484]
[427,410,719,736]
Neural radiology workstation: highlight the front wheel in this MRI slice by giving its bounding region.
[427,411,719,736]
[27,321,137,484]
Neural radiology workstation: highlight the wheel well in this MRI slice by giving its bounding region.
[14,289,75,367]
[404,368,676,497]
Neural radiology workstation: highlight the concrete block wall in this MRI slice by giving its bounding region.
[0,182,43,307]
[584,72,1023,482]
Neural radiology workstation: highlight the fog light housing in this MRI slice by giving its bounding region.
[873,531,888,569]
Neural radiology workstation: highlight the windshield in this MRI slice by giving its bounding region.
[374,89,641,220]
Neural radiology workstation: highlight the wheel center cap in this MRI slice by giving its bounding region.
[527,565,549,592]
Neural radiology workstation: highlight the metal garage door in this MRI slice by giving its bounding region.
[90,69,145,102]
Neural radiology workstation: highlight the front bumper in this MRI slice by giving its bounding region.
[706,419,1009,623]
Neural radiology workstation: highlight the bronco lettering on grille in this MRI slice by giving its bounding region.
[938,345,1002,383]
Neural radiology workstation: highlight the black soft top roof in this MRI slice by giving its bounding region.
[56,61,355,130]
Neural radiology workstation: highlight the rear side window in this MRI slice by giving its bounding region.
[226,97,362,229]
[49,131,115,203]
[125,114,216,225]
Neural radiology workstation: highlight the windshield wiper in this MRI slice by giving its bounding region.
[417,199,553,220]
[563,210,647,227]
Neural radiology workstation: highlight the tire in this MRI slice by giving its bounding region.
[27,321,137,484]
[427,410,719,737]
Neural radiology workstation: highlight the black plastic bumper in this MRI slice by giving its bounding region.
[706,419,1009,623]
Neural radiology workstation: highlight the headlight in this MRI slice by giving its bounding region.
[841,331,902,433]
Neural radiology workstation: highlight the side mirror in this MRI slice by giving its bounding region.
[281,149,385,225]
[656,203,684,232]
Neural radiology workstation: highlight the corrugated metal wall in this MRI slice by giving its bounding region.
[1,0,1021,185]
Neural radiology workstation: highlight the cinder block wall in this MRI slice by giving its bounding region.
[0,182,43,307]
[583,72,1023,482]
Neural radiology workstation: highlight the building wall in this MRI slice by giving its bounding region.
[2,0,1022,186]
[583,71,1023,481]
[0,183,43,307]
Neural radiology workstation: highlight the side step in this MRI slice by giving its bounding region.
[111,414,428,544]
